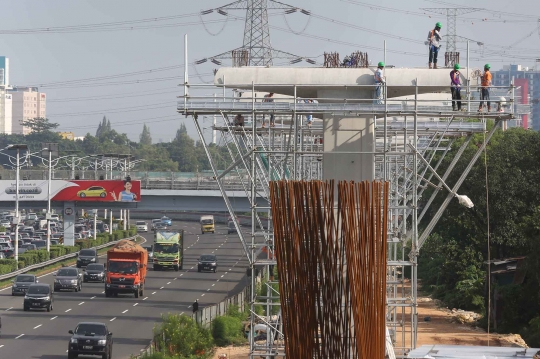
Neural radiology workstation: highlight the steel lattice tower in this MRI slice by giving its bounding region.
[421,8,482,53]
[243,0,273,66]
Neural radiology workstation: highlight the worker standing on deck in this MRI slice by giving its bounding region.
[450,64,462,111]
[374,62,385,105]
[262,93,275,128]
[479,64,492,113]
[428,22,443,69]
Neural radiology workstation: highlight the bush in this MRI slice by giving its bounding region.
[154,313,213,359]
[18,252,39,267]
[212,315,245,346]
[0,259,17,274]
[35,249,50,263]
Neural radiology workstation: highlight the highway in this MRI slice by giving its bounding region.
[0,220,249,359]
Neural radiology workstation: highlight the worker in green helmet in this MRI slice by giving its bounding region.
[427,22,443,69]
[374,61,386,105]
[450,63,462,111]
[479,63,492,112]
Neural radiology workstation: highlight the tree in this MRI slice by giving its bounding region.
[95,122,102,137]
[168,124,198,171]
[139,124,152,145]
[20,117,59,133]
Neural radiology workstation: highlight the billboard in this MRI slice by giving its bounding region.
[0,180,140,202]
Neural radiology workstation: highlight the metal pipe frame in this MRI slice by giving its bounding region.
[182,79,513,359]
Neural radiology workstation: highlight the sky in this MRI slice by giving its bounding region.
[0,0,539,143]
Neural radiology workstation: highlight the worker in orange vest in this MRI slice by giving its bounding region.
[427,22,443,69]
[479,64,492,113]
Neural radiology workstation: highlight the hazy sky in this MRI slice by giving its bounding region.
[1,0,538,142]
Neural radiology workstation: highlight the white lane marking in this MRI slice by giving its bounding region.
[221,275,224,278]
[133,303,139,307]
[217,279,220,282]
[173,278,177,280]
[78,302,85,305]
[212,251,214,253]
[159,286,164,289]
[143,297,148,301]
[34,324,42,329]
[101,291,105,294]
[152,291,156,295]
[207,289,210,291]
[190,266,194,269]
[5,307,12,311]
[65,309,72,312]
[201,293,205,297]
[15,334,24,339]
[110,317,116,321]
[212,284,215,286]
[0,344,4,348]
[167,282,171,285]
[90,296,96,299]
[50,316,58,320]
[180,274,183,276]
[229,269,232,271]
[122,310,128,314]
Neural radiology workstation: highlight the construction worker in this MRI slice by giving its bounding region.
[479,64,492,113]
[450,63,462,111]
[428,22,443,69]
[374,61,385,105]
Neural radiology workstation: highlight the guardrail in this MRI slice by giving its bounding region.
[0,235,138,282]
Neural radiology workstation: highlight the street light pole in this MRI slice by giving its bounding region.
[47,149,52,253]
[8,144,28,262]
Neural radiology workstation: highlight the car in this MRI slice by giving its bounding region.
[21,244,37,251]
[227,220,238,234]
[31,240,47,250]
[135,221,148,232]
[50,239,59,245]
[153,223,167,231]
[68,322,113,359]
[54,267,82,292]
[197,254,218,273]
[77,248,99,268]
[143,246,153,260]
[83,263,106,283]
[160,216,172,226]
[151,219,161,229]
[77,186,107,198]
[12,274,38,295]
[0,220,10,227]
[23,283,53,312]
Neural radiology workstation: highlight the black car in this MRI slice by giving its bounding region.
[77,248,99,268]
[227,221,238,234]
[23,283,53,312]
[12,274,38,295]
[68,322,113,359]
[83,263,106,283]
[54,267,82,292]
[198,254,218,273]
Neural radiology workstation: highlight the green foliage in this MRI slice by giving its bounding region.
[20,117,59,133]
[153,313,213,359]
[212,315,245,346]
[0,225,6,232]
[140,124,153,146]
[0,259,18,274]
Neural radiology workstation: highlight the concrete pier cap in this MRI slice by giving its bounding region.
[214,66,471,99]
[214,66,470,183]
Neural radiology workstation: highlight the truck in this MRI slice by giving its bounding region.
[153,230,184,271]
[200,215,215,234]
[105,239,147,298]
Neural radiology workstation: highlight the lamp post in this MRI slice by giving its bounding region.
[41,143,58,253]
[7,144,28,262]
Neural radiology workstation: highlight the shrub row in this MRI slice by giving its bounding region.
[0,259,18,275]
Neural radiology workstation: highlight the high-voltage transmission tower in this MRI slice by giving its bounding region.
[421,7,482,53]
[209,0,311,66]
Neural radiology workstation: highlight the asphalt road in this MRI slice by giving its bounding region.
[0,220,249,359]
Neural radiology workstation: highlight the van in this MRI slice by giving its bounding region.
[200,215,215,234]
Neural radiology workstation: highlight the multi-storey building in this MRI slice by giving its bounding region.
[492,64,540,130]
[9,86,47,134]
[0,87,13,134]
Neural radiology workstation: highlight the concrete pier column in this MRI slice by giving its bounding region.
[63,202,76,246]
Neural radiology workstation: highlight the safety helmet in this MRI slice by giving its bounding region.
[484,63,491,69]
[454,63,460,70]
[378,61,385,68]
[436,22,442,28]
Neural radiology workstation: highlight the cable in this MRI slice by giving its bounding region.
[48,101,175,117]
[199,12,230,36]
[57,115,181,132]
[46,87,178,103]
[282,12,312,35]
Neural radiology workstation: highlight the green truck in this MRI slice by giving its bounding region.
[153,230,184,271]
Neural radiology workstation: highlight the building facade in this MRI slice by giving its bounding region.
[492,64,540,130]
[0,87,13,134]
[9,86,47,134]
[0,56,9,87]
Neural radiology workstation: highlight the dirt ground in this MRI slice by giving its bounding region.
[211,296,527,359]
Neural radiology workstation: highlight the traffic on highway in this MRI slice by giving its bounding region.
[0,218,248,359]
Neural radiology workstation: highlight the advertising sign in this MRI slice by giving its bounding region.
[0,180,141,202]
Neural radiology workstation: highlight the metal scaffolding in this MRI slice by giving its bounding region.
[179,78,514,358]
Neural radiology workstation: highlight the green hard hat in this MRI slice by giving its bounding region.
[454,63,460,70]
[378,61,385,67]
[436,22,442,28]
[484,63,491,69]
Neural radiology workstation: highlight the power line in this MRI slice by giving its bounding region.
[58,115,181,132]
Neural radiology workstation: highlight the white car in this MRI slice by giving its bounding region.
[0,220,10,227]
[27,213,37,220]
[136,221,148,232]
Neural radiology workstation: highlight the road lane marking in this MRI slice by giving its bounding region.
[143,297,148,300]
[101,291,105,294]
[79,302,85,305]
[221,275,224,278]
[133,303,139,307]
[15,334,24,339]
[0,345,4,348]
[51,316,58,320]
[5,307,12,311]
[65,309,72,312]
[90,296,96,299]
[34,324,42,329]
[110,317,116,321]
[173,278,177,280]
[152,291,156,295]
[160,286,164,289]
[207,289,210,291]
[190,266,194,269]
[122,310,128,314]
[212,284,215,286]
[167,282,171,285]
[180,274,183,276]
[201,294,205,297]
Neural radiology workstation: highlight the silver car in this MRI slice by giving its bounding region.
[12,274,38,296]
